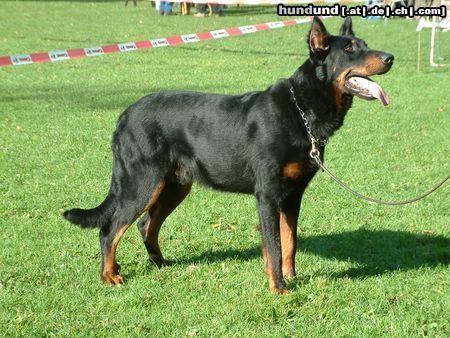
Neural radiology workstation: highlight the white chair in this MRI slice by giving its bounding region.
[416,0,450,69]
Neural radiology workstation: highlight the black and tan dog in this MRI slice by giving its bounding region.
[64,17,393,294]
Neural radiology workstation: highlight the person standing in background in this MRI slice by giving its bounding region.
[194,3,222,17]
[159,0,174,15]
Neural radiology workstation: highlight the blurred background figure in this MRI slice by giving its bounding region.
[195,3,222,17]
[159,0,174,15]
[365,0,383,20]
[181,2,192,15]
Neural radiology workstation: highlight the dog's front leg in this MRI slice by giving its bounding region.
[257,193,287,294]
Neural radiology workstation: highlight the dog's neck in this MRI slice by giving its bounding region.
[289,60,353,141]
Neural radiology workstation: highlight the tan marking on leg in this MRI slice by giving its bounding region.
[262,241,268,276]
[144,183,192,265]
[102,224,130,286]
[142,181,166,214]
[280,211,297,279]
[283,162,302,180]
[144,203,163,247]
[144,204,168,264]
[144,184,191,242]
[262,240,289,295]
[102,181,166,286]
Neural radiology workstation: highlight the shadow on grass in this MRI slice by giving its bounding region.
[176,229,450,279]
[301,229,450,278]
[179,45,301,58]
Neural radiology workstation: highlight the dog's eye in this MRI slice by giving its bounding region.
[345,45,356,53]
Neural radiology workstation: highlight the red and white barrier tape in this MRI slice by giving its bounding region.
[0,16,329,68]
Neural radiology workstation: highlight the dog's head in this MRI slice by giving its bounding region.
[308,16,394,106]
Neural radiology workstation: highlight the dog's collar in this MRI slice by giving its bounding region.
[289,86,328,158]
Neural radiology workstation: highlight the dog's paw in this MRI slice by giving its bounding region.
[283,270,296,280]
[149,254,171,268]
[270,286,290,295]
[101,272,124,286]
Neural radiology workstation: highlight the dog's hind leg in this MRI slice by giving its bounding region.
[100,178,166,286]
[137,181,192,267]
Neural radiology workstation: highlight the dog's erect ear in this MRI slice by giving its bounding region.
[339,17,355,36]
[309,16,330,54]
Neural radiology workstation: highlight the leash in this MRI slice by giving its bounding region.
[289,86,449,205]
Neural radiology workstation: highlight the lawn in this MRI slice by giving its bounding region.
[0,1,449,336]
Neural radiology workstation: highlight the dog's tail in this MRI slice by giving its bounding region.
[63,192,115,229]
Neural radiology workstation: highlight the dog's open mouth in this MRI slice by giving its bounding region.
[345,76,390,106]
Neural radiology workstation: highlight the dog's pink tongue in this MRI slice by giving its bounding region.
[349,76,390,106]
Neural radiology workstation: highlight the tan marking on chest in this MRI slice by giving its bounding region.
[283,162,302,179]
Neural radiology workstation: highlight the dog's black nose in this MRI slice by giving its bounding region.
[381,53,394,65]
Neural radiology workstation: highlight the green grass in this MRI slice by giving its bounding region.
[1,1,449,336]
